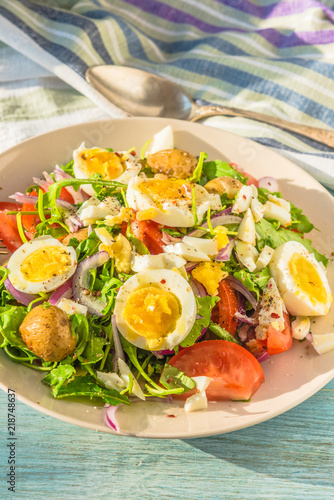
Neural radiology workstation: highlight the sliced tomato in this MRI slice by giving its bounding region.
[59,187,74,204]
[217,279,238,336]
[244,172,258,187]
[267,312,292,356]
[0,202,24,253]
[229,163,258,187]
[130,219,164,255]
[168,340,265,401]
[21,202,39,236]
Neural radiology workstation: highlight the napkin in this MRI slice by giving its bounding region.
[0,0,334,191]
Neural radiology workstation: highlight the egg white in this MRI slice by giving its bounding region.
[269,241,332,316]
[126,176,221,227]
[114,269,197,351]
[7,235,77,294]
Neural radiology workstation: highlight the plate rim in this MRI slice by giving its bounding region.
[0,116,333,439]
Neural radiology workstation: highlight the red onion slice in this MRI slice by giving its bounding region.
[72,251,109,316]
[9,193,38,205]
[306,332,313,343]
[225,275,258,310]
[4,278,42,307]
[49,278,73,306]
[234,311,259,325]
[54,166,87,204]
[112,314,125,362]
[188,214,241,238]
[215,238,235,262]
[258,176,278,193]
[256,351,270,363]
[190,277,207,297]
[185,262,198,272]
[106,404,121,432]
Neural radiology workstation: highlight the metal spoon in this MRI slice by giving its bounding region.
[86,65,334,148]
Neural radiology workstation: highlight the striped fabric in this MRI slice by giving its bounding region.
[0,0,334,189]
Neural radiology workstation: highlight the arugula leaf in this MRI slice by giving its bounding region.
[161,227,184,238]
[60,313,90,365]
[180,295,219,348]
[160,364,196,391]
[80,337,108,365]
[42,364,76,396]
[44,178,127,218]
[233,267,271,301]
[201,160,247,185]
[209,322,240,344]
[75,231,101,262]
[256,219,328,266]
[48,373,130,406]
[289,203,314,233]
[60,160,74,176]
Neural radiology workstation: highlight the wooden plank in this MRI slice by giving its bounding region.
[1,380,333,499]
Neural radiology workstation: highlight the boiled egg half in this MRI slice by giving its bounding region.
[7,235,77,294]
[126,176,221,227]
[269,241,332,316]
[114,269,196,351]
[73,143,141,196]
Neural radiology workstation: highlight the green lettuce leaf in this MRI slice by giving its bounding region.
[180,295,219,348]
[201,160,247,185]
[42,364,76,396]
[47,373,130,406]
[255,218,328,266]
[0,306,27,349]
[160,364,196,391]
[257,188,314,233]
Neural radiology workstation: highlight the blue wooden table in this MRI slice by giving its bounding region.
[1,379,333,499]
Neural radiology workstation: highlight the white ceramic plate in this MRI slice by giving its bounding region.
[0,118,334,439]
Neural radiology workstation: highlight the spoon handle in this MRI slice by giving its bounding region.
[191,105,334,148]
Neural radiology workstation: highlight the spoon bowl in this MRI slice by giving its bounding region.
[86,66,193,120]
[86,65,334,148]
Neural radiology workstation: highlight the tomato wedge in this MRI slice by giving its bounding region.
[168,340,265,401]
[244,172,258,187]
[59,187,74,204]
[267,312,292,356]
[217,279,238,336]
[130,218,164,255]
[0,202,23,253]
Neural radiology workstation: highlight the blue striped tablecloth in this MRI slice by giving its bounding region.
[0,0,334,188]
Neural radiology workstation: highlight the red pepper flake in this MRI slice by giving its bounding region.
[167,414,176,418]
[271,312,280,318]
[243,195,246,199]
[131,150,136,156]
[161,279,166,284]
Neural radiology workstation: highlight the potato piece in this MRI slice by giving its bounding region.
[147,149,197,179]
[19,305,76,361]
[61,227,88,246]
[204,176,243,199]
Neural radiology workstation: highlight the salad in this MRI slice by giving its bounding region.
[0,125,333,431]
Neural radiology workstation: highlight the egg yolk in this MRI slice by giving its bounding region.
[192,262,227,296]
[21,246,72,282]
[213,225,229,250]
[80,148,124,180]
[289,253,328,304]
[123,286,181,350]
[138,179,192,209]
